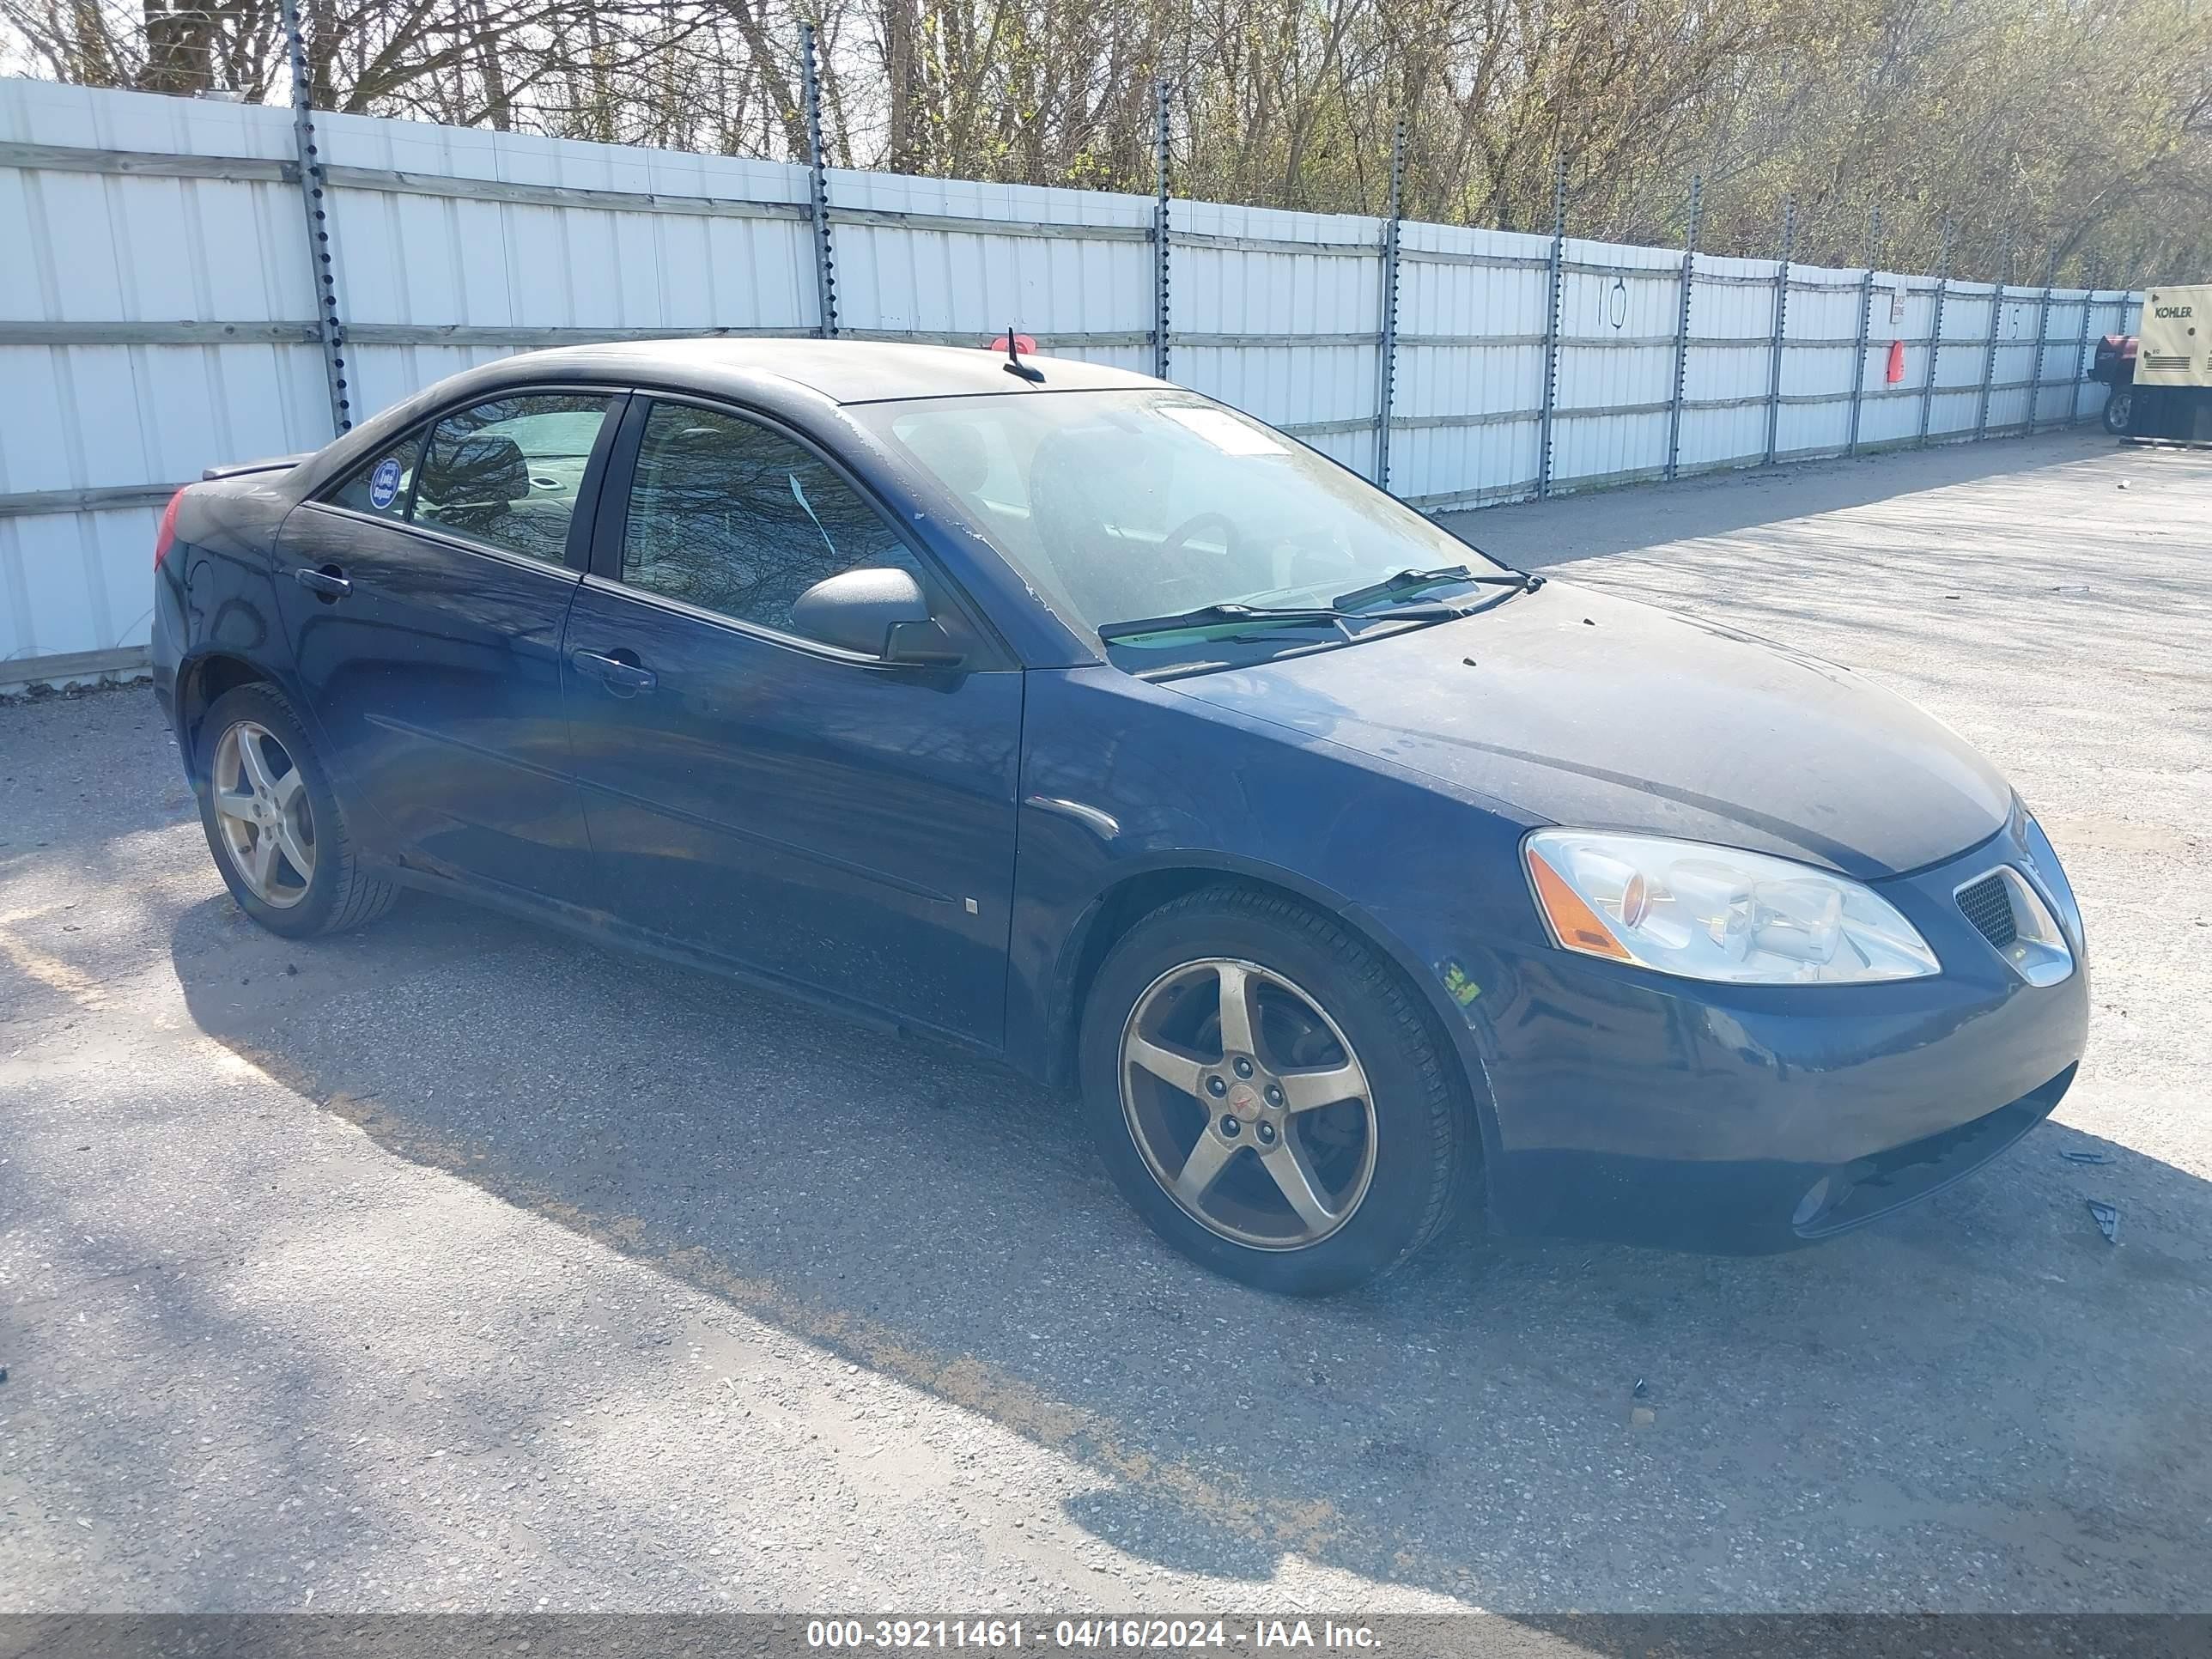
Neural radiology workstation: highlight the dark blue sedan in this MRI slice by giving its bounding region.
[151,341,2088,1293]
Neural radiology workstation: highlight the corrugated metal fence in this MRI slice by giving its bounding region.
[0,76,2143,687]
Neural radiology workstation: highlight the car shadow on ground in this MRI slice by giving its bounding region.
[164,882,2212,1610]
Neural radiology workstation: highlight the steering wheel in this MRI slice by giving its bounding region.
[1158,511,1242,562]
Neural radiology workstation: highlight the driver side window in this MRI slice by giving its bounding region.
[620,401,926,639]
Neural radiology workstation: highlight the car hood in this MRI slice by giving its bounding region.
[1168,581,2011,879]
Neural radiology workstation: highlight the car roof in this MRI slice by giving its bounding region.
[468,337,1162,406]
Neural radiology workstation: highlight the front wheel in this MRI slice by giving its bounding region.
[1078,885,1474,1294]
[196,682,397,939]
[2103,386,2134,434]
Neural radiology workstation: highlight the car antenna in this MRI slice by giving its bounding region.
[1002,324,1044,384]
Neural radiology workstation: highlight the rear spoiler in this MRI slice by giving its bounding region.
[200,452,313,482]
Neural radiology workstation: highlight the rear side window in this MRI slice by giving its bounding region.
[327,434,420,520]
[412,393,616,566]
[618,401,921,636]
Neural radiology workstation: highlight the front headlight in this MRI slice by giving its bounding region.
[1523,830,1941,985]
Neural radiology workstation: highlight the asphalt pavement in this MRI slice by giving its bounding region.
[2,429,2207,1614]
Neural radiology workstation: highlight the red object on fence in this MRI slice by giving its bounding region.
[988,331,1037,355]
[1886,338,1906,384]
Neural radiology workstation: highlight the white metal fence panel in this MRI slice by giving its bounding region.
[0,79,332,673]
[828,167,1154,372]
[1552,237,1679,489]
[1173,201,1385,477]
[2035,293,2085,428]
[1678,255,1778,473]
[1390,222,1553,511]
[1984,290,2036,434]
[1776,267,1860,460]
[313,109,819,416]
[0,76,2147,684]
[1932,286,1996,437]
[1854,278,1935,450]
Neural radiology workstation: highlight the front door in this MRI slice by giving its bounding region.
[559,396,1023,1045]
[273,390,622,900]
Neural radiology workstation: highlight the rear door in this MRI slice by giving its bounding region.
[559,394,1024,1045]
[274,389,623,901]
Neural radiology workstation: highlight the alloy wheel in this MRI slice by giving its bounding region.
[210,720,316,908]
[1118,957,1378,1249]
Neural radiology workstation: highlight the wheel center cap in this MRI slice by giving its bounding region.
[1227,1082,1262,1121]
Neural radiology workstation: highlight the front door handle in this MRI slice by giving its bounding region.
[294,565,351,600]
[570,648,657,695]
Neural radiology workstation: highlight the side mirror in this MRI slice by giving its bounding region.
[884,617,965,666]
[790,567,965,665]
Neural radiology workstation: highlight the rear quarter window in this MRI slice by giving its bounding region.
[325,434,421,520]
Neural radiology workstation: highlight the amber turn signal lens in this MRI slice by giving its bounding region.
[1527,848,1632,961]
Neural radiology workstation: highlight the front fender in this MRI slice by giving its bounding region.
[1009,666,1547,1183]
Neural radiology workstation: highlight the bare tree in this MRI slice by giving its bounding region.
[3,0,2207,280]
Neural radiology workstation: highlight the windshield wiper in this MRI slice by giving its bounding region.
[1097,602,1355,642]
[1332,563,1544,612]
[1097,599,1470,643]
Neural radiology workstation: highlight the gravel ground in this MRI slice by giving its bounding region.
[1,429,2207,1615]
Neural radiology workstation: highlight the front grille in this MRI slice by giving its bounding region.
[1957,872,2017,951]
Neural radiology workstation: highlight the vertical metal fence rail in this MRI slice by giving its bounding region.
[1918,222,1952,447]
[1976,283,2004,439]
[1845,207,1881,457]
[1373,118,1406,490]
[1762,198,1795,466]
[799,24,837,339]
[1151,79,1172,383]
[280,0,352,437]
[1663,176,1701,483]
[1845,268,1875,457]
[2026,255,2057,434]
[1535,159,1567,498]
[1976,238,2009,440]
[2071,258,2102,424]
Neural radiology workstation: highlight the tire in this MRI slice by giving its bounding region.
[195,682,397,939]
[2103,387,2133,435]
[1078,884,1474,1294]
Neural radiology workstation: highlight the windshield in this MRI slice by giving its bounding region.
[855,389,1512,656]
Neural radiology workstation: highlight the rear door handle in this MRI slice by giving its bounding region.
[569,648,657,694]
[294,566,351,599]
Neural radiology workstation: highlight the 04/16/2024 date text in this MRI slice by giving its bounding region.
[805,1620,1382,1650]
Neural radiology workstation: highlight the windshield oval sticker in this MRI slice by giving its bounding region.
[368,456,403,510]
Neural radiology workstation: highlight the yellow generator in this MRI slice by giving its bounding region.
[2114,283,2212,442]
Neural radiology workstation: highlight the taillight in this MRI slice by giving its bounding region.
[153,489,185,568]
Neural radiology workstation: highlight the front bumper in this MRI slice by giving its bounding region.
[1469,815,2089,1252]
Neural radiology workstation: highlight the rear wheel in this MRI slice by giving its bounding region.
[2103,386,2134,434]
[1079,884,1473,1294]
[197,683,396,939]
